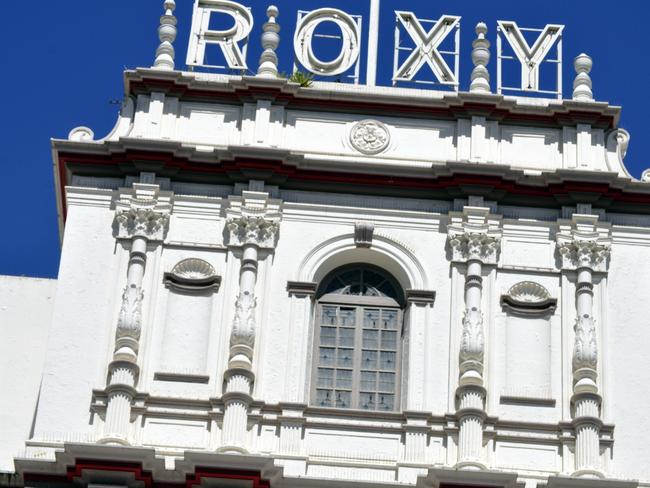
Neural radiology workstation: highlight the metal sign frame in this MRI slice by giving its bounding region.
[186,0,253,73]
[496,21,564,99]
[392,13,461,91]
[293,9,363,84]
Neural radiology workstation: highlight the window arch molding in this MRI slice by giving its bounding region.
[297,232,428,292]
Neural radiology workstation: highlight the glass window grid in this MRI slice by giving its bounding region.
[313,303,402,411]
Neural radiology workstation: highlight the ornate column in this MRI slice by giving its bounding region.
[447,206,502,470]
[220,191,281,453]
[556,214,611,478]
[100,183,171,445]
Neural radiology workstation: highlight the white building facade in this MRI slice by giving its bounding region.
[4,2,650,488]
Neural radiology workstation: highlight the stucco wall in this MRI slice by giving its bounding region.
[0,275,56,472]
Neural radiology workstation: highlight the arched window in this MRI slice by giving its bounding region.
[311,265,405,411]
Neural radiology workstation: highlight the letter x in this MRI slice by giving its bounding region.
[394,12,461,84]
[498,21,564,91]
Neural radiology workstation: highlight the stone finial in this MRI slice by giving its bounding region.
[257,6,280,77]
[153,0,178,70]
[573,53,593,101]
[470,22,491,93]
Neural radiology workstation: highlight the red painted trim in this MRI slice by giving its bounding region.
[23,459,270,488]
[127,79,616,130]
[68,459,155,487]
[188,468,270,488]
[57,149,650,223]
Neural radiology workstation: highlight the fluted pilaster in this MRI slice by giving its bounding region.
[557,213,611,478]
[219,191,281,453]
[100,182,170,445]
[447,205,502,470]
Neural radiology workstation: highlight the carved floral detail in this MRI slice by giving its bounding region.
[116,284,144,339]
[231,291,257,348]
[460,307,484,363]
[557,237,611,271]
[350,120,390,155]
[448,231,501,264]
[226,191,281,249]
[573,313,598,371]
[227,215,280,248]
[116,206,170,241]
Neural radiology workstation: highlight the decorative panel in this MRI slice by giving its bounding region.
[178,103,240,146]
[500,127,560,170]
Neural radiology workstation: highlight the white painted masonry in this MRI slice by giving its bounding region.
[5,4,650,488]
[0,276,56,471]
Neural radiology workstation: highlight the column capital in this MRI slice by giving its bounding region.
[447,206,502,265]
[114,183,171,241]
[556,214,611,272]
[226,191,282,249]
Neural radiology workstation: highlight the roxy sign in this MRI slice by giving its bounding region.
[186,0,564,95]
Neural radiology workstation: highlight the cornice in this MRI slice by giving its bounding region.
[51,144,650,230]
[123,69,620,129]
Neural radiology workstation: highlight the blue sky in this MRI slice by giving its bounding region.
[1,0,648,279]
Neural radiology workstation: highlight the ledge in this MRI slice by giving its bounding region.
[500,394,556,407]
[406,289,437,305]
[163,273,221,292]
[153,371,210,384]
[287,281,318,297]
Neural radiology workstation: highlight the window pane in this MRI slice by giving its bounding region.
[377,280,397,299]
[382,310,398,330]
[314,267,403,411]
[316,389,333,407]
[336,369,352,389]
[377,393,394,411]
[321,306,337,325]
[335,390,351,408]
[317,368,334,388]
[338,327,355,347]
[339,307,356,326]
[363,285,381,297]
[380,351,396,370]
[362,350,378,368]
[359,392,376,409]
[363,329,379,348]
[337,349,354,367]
[339,269,360,286]
[360,371,376,391]
[319,347,335,366]
[378,372,395,392]
[364,270,383,287]
[381,330,397,350]
[320,326,336,346]
[364,309,380,328]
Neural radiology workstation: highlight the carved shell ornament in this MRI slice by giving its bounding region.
[164,258,221,291]
[506,281,551,303]
[170,258,217,280]
[350,119,390,155]
[501,281,557,316]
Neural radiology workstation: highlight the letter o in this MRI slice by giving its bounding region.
[293,8,361,77]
